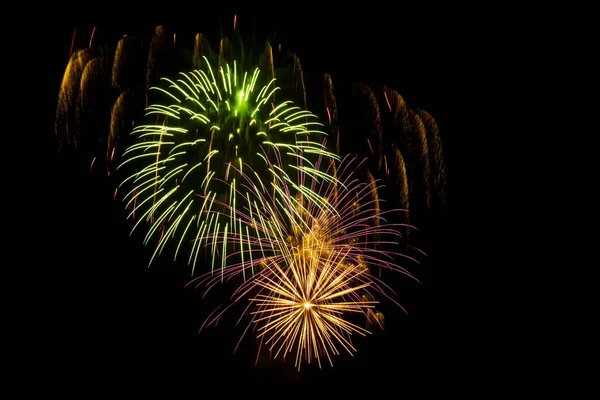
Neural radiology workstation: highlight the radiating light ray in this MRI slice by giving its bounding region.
[249,249,377,370]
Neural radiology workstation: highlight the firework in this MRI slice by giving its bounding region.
[250,246,377,370]
[78,55,113,164]
[193,155,421,368]
[112,35,146,93]
[418,108,446,211]
[146,26,172,108]
[118,57,340,275]
[381,86,431,213]
[108,89,143,167]
[55,49,94,154]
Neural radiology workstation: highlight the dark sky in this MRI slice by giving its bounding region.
[36,8,462,394]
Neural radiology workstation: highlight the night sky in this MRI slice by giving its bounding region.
[36,7,460,394]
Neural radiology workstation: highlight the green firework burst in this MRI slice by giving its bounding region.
[118,56,340,277]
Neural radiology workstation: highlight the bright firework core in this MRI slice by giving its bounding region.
[250,243,377,370]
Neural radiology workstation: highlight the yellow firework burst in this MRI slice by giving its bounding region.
[250,243,378,370]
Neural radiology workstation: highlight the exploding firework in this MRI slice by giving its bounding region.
[250,247,377,370]
[193,155,421,369]
[118,58,340,274]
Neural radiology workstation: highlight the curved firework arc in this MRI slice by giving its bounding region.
[78,54,115,165]
[108,89,145,166]
[55,48,95,155]
[189,154,422,369]
[388,144,411,241]
[112,34,146,93]
[417,108,446,212]
[57,32,150,170]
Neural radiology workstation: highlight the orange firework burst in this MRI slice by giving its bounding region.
[250,245,377,370]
